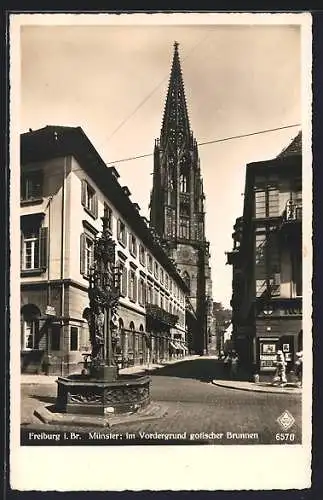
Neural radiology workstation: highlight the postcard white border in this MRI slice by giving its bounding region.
[10,11,312,491]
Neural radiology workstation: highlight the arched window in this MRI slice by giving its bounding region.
[21,304,40,350]
[139,324,144,332]
[118,318,124,330]
[129,321,135,331]
[182,271,191,291]
[180,174,188,193]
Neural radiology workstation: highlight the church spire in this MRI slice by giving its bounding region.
[161,41,191,146]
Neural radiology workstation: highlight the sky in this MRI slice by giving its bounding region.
[19,17,302,308]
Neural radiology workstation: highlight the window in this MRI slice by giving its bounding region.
[118,261,128,297]
[292,245,302,297]
[182,271,190,291]
[70,327,79,351]
[139,244,146,266]
[154,289,159,306]
[180,173,189,193]
[51,325,61,351]
[165,274,169,290]
[81,180,98,218]
[80,233,94,277]
[254,181,279,219]
[147,283,153,304]
[104,203,113,232]
[129,233,137,257]
[255,230,281,297]
[22,319,38,350]
[147,254,153,273]
[23,229,39,269]
[21,305,40,350]
[138,278,146,306]
[179,218,190,239]
[117,219,127,246]
[154,261,159,279]
[160,295,164,310]
[21,220,48,272]
[128,269,137,302]
[160,269,164,284]
[170,279,173,293]
[21,170,43,201]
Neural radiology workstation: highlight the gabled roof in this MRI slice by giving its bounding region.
[277,131,302,158]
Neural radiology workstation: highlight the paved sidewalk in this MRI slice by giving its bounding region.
[20,355,201,385]
[212,379,302,394]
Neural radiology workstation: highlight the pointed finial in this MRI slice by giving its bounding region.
[174,40,179,51]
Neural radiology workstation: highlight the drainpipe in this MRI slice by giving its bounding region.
[46,196,53,373]
[60,156,67,375]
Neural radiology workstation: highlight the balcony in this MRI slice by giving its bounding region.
[282,200,302,223]
[146,303,178,327]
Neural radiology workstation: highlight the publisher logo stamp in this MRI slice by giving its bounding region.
[277,410,295,431]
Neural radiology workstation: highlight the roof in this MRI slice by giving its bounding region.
[20,125,189,293]
[277,131,302,158]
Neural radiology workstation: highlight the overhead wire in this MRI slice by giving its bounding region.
[105,123,301,165]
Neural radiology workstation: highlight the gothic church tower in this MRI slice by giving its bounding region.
[150,42,213,354]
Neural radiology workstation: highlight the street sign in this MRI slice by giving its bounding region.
[45,305,56,316]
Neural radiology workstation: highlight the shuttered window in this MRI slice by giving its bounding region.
[21,223,48,272]
[81,179,98,219]
[80,233,94,277]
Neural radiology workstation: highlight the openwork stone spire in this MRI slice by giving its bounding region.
[160,41,191,148]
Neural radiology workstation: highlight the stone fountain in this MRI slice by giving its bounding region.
[56,216,151,416]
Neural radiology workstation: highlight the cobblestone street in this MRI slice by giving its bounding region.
[20,357,302,445]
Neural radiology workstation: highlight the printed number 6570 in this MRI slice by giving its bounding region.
[275,433,295,441]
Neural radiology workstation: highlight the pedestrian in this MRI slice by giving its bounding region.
[219,350,225,360]
[230,351,239,380]
[223,351,231,379]
[272,350,287,386]
[295,351,303,387]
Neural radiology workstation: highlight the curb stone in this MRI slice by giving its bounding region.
[211,380,302,395]
[34,402,168,428]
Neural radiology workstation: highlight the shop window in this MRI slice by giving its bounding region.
[81,179,98,218]
[21,170,43,201]
[70,327,79,351]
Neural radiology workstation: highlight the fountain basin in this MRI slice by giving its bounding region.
[56,374,151,415]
